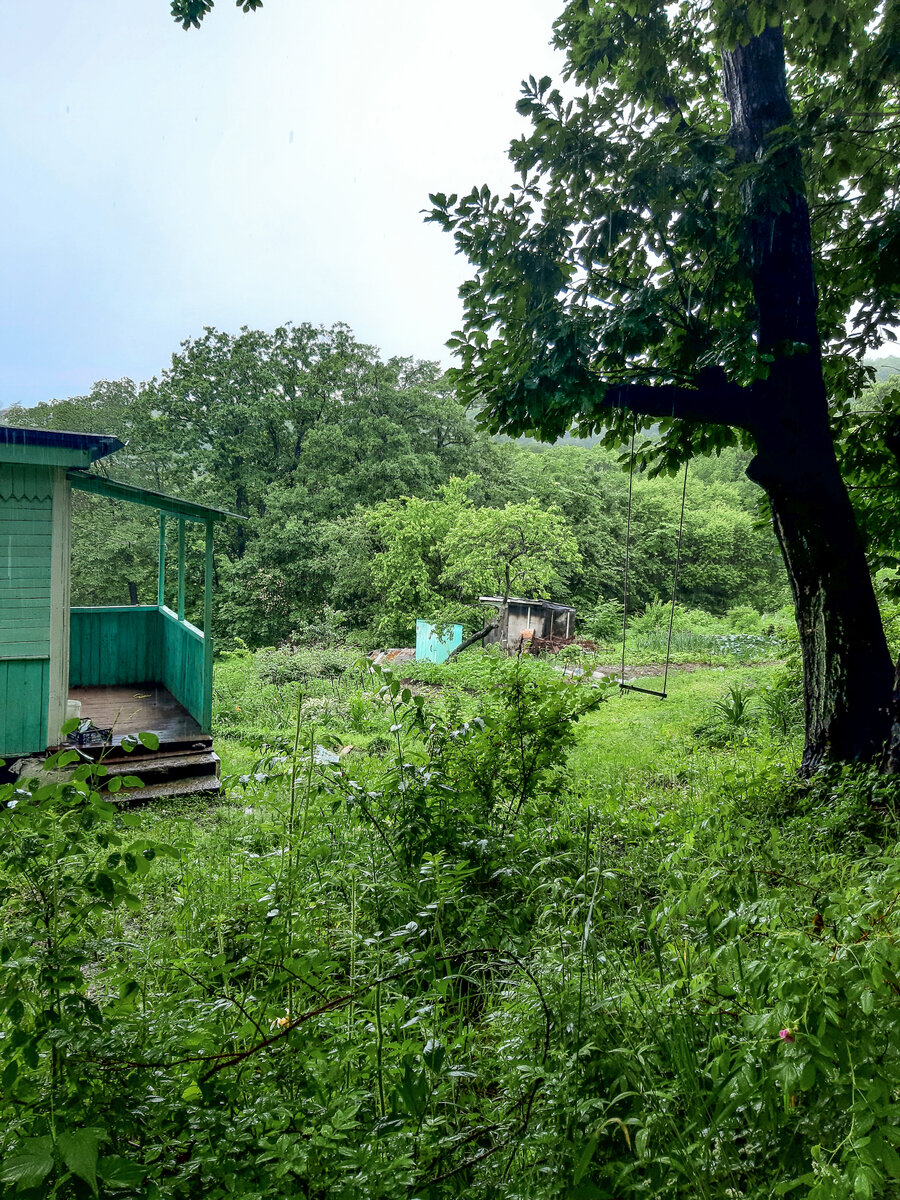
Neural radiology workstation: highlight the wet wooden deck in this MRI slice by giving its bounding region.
[68,684,203,745]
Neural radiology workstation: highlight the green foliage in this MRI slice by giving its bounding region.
[429,4,900,456]
[0,755,174,1196]
[6,643,900,1197]
[9,325,789,648]
[170,0,262,30]
[362,477,583,642]
[442,496,582,604]
[362,476,479,641]
[837,381,900,584]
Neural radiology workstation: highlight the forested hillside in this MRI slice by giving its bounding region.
[3,322,789,647]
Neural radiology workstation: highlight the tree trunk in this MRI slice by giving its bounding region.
[722,25,894,771]
[748,423,893,770]
[446,619,499,661]
[885,655,900,773]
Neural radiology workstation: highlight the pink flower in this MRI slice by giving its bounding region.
[779,1029,795,1043]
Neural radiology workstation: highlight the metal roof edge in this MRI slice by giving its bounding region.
[67,470,249,522]
[0,424,124,461]
[478,596,576,610]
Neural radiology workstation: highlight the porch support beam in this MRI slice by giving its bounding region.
[202,520,214,732]
[177,518,186,621]
[158,512,166,609]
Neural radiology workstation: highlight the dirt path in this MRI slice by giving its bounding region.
[585,662,715,682]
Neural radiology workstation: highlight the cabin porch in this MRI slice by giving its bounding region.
[67,681,220,799]
[0,428,243,796]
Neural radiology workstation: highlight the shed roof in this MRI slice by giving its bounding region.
[479,596,576,612]
[0,424,124,468]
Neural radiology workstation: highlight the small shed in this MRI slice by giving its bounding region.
[479,596,576,647]
[415,620,463,664]
[0,425,243,796]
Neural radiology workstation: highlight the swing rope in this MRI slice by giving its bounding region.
[620,418,636,690]
[619,422,689,700]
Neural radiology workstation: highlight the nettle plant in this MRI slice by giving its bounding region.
[0,731,176,1197]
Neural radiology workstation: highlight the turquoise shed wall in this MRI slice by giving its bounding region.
[415,620,463,664]
[0,464,55,756]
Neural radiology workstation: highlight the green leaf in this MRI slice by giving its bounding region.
[573,1129,601,1184]
[58,1128,103,1195]
[94,872,115,900]
[0,1137,54,1189]
[138,731,160,750]
[97,1155,146,1188]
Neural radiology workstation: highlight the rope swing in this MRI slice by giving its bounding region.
[619,417,689,700]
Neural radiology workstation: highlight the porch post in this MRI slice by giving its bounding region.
[177,517,186,620]
[202,520,214,732]
[157,512,166,608]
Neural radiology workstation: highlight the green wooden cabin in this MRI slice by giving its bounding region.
[1,425,240,791]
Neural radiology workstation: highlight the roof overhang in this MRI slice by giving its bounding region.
[0,425,124,468]
[67,470,248,524]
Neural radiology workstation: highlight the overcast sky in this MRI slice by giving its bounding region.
[0,0,564,408]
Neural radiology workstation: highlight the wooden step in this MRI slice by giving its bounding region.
[73,735,214,764]
[95,750,220,787]
[116,774,223,804]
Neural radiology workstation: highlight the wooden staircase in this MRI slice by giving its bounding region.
[79,735,221,802]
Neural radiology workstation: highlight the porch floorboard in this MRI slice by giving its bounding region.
[68,684,204,745]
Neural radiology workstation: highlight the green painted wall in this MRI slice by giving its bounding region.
[160,608,205,727]
[0,659,48,756]
[0,464,54,757]
[69,606,206,730]
[69,607,162,687]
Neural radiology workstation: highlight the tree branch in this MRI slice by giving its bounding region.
[602,371,755,430]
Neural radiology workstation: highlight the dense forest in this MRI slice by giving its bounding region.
[3,322,792,648]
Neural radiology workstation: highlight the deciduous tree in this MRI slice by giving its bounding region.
[429,2,900,771]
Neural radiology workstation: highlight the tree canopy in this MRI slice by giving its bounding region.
[4,321,788,648]
[170,0,262,30]
[429,0,900,464]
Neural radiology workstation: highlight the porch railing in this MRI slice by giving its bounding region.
[69,603,211,731]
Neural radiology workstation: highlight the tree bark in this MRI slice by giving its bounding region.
[719,25,894,771]
[884,655,900,773]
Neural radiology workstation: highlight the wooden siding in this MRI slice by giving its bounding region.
[47,469,71,744]
[0,499,53,657]
[69,607,162,687]
[0,658,48,756]
[160,607,205,726]
[1,464,54,756]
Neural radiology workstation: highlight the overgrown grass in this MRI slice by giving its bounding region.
[2,642,898,1199]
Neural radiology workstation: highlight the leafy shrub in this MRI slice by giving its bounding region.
[287,604,350,648]
[694,682,760,745]
[580,598,624,641]
[256,643,358,685]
